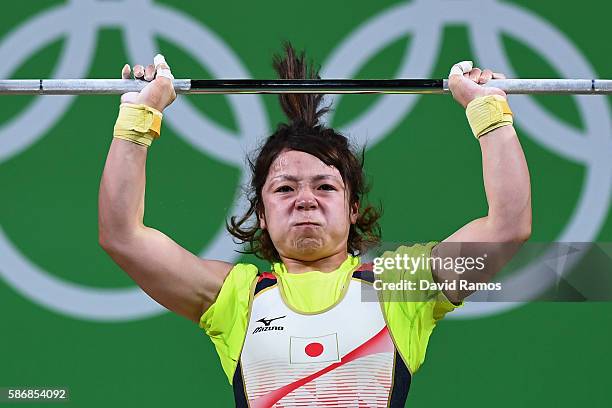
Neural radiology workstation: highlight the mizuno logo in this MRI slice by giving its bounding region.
[256,315,286,326]
[252,315,286,334]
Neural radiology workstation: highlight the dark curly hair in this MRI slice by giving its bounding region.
[226,41,381,263]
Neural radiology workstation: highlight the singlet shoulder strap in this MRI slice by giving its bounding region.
[352,262,375,283]
[254,271,277,295]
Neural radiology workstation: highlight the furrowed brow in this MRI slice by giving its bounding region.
[270,175,300,182]
[269,174,343,184]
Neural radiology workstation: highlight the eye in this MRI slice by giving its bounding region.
[274,185,293,193]
[318,184,337,191]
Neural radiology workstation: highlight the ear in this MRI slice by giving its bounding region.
[349,201,359,224]
[258,208,267,230]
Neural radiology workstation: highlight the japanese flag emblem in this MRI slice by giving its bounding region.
[290,333,340,364]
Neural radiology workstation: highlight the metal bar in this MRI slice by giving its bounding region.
[188,79,444,94]
[0,78,610,95]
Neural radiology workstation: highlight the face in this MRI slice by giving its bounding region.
[259,150,359,262]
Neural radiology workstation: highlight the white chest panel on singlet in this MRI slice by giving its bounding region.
[239,276,397,408]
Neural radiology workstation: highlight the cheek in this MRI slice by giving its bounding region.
[328,198,352,222]
[262,200,288,228]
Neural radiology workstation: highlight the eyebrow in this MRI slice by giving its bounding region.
[270,174,342,183]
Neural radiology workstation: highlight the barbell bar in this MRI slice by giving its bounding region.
[0,78,610,95]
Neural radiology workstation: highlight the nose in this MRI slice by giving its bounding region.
[295,187,318,210]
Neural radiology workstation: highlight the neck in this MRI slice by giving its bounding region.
[279,250,351,274]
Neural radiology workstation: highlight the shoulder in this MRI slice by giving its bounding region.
[222,263,260,295]
[394,242,438,256]
[199,263,259,328]
[229,262,260,279]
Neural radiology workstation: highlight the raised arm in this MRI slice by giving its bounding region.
[98,56,232,323]
[431,62,532,304]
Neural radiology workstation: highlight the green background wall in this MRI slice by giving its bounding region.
[1,0,610,406]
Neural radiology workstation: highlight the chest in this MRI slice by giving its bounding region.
[238,277,398,407]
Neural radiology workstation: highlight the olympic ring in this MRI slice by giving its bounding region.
[321,0,611,318]
[0,0,268,321]
[0,0,609,321]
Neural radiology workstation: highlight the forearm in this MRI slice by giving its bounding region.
[433,64,532,301]
[479,124,531,239]
[98,138,148,243]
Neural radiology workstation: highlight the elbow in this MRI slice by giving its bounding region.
[97,217,115,252]
[98,234,111,252]
[98,224,139,254]
[98,229,117,253]
[513,208,532,243]
[489,214,531,243]
[490,198,532,243]
[513,222,531,243]
[98,221,110,251]
[97,212,142,252]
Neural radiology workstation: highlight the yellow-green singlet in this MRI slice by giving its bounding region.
[200,242,461,384]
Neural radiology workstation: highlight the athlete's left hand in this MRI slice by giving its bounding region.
[448,61,507,108]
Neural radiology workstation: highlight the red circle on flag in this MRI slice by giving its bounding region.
[305,342,324,357]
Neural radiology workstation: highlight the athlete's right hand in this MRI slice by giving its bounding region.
[120,54,177,113]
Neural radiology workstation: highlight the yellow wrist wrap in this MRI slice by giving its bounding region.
[113,103,163,147]
[465,94,513,139]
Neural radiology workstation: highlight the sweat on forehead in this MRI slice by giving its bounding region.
[267,150,342,179]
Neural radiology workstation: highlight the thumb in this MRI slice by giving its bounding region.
[448,60,473,89]
[154,54,174,80]
[449,60,473,77]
